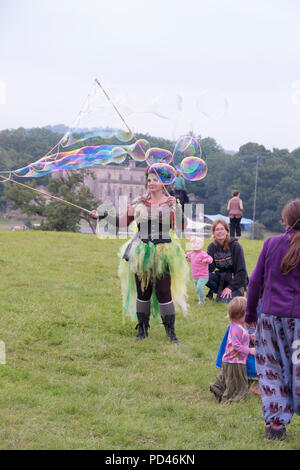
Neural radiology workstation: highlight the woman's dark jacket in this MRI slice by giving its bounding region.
[207,237,248,292]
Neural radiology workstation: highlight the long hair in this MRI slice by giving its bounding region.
[211,219,231,252]
[280,199,300,275]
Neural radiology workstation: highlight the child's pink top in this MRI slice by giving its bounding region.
[186,250,213,279]
[222,321,250,365]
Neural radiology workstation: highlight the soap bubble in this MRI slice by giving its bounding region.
[180,156,207,181]
[145,148,173,165]
[151,92,183,120]
[172,136,206,181]
[173,136,201,169]
[61,81,134,147]
[148,163,176,185]
[196,89,228,121]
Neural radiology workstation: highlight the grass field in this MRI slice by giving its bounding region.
[0,230,299,450]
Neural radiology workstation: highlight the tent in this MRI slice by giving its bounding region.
[204,214,254,232]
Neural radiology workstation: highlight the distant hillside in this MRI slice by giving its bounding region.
[44,124,68,134]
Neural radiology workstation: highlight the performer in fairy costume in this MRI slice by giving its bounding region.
[90,166,190,344]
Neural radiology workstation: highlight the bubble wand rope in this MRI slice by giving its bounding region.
[94,78,171,198]
[0,174,91,214]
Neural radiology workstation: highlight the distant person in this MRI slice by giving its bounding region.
[168,185,175,197]
[173,171,189,209]
[186,237,213,305]
[209,297,255,403]
[227,191,243,238]
[206,219,248,302]
[245,198,300,441]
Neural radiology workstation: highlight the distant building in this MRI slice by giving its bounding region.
[83,160,147,205]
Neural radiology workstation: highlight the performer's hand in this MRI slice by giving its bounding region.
[167,196,177,207]
[90,210,99,219]
[250,348,255,355]
[220,287,232,299]
[90,210,108,221]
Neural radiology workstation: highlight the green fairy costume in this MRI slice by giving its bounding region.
[118,196,190,342]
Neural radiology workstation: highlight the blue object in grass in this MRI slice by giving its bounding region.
[247,327,256,335]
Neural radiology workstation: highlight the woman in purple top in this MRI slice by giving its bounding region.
[245,199,300,441]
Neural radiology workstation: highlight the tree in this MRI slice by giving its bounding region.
[1,126,299,233]
[198,137,222,158]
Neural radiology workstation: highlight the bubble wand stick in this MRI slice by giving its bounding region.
[0,174,91,213]
[95,78,134,140]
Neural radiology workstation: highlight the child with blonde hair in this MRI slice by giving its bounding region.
[186,237,213,305]
[209,297,255,403]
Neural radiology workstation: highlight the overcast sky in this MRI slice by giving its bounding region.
[1,0,300,151]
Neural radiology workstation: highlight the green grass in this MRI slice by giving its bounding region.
[0,231,298,450]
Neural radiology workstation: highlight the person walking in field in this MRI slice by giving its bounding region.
[227,190,243,238]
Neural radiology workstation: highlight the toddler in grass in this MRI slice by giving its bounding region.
[186,237,213,305]
[209,296,255,403]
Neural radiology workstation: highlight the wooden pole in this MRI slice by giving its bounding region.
[0,174,91,214]
[252,156,259,239]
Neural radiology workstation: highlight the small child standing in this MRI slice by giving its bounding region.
[209,297,255,403]
[186,237,213,305]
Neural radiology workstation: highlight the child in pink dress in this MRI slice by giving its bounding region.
[186,237,213,305]
[209,297,255,403]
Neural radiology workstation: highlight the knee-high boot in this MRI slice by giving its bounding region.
[135,299,150,340]
[160,301,180,344]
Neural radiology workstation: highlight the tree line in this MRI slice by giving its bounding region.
[0,127,299,232]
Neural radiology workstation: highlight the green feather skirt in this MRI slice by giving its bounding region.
[118,238,190,322]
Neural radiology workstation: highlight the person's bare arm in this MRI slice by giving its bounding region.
[90,207,134,228]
